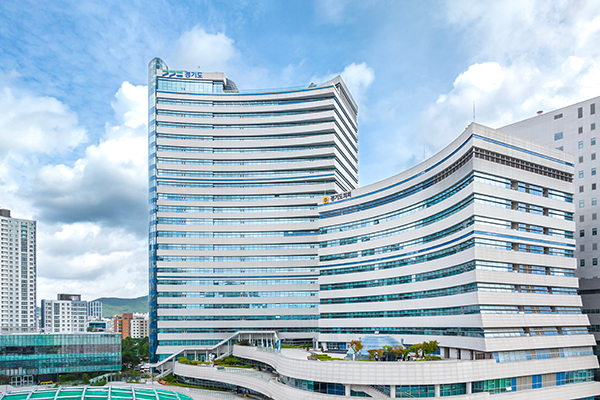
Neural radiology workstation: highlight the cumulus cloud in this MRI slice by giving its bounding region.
[402,1,600,160]
[313,62,375,116]
[23,83,148,235]
[340,62,375,110]
[0,88,87,157]
[170,27,238,72]
[0,79,149,302]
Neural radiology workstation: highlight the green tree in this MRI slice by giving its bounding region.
[122,337,142,370]
[139,337,149,360]
[409,343,423,359]
[422,340,440,360]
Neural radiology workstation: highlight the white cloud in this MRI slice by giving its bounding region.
[0,87,87,157]
[0,80,149,302]
[312,62,375,116]
[401,1,600,161]
[111,82,148,129]
[170,27,238,72]
[340,62,375,110]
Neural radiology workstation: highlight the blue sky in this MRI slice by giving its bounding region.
[2,0,600,302]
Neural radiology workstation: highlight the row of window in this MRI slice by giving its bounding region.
[157,302,317,309]
[320,237,565,276]
[157,266,319,274]
[157,217,316,225]
[493,347,592,363]
[158,108,332,119]
[156,96,332,108]
[157,178,336,189]
[157,192,324,202]
[157,204,318,214]
[320,283,577,307]
[158,278,317,286]
[157,230,318,239]
[157,243,317,251]
[157,155,339,168]
[279,369,594,397]
[321,260,574,291]
[157,291,317,298]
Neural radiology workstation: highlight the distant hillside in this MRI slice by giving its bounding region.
[92,295,149,318]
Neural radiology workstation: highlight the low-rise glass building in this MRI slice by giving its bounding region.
[0,333,121,384]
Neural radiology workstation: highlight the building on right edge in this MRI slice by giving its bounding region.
[500,98,600,356]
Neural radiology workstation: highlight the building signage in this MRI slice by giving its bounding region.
[161,70,203,79]
[323,191,352,204]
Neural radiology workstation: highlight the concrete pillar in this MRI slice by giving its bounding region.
[466,382,472,394]
[345,385,351,396]
[390,385,396,398]
[435,384,440,397]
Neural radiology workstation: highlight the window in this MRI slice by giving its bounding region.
[580,185,585,193]
[579,127,584,134]
[580,229,585,237]
[556,146,564,151]
[594,198,598,206]
[593,123,596,130]
[580,200,585,208]
[593,153,597,160]
[592,103,596,115]
[594,183,597,190]
[581,244,585,251]
[594,213,598,220]
[554,132,563,140]
[593,168,597,176]
[581,259,586,267]
[593,228,597,236]
[579,107,584,118]
[579,141,584,149]
[593,137,597,146]
[580,171,584,178]
[555,113,563,119]
[579,156,584,163]
[594,243,598,250]
[581,215,586,222]
[594,258,598,266]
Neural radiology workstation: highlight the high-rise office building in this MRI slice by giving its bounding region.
[148,58,358,362]
[41,294,88,333]
[0,208,36,333]
[500,98,600,345]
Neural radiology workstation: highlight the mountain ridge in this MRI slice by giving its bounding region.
[92,295,149,318]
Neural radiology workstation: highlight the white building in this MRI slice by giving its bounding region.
[500,98,600,345]
[0,208,36,333]
[130,317,149,338]
[41,294,88,333]
[148,57,358,362]
[149,60,599,398]
[87,300,102,320]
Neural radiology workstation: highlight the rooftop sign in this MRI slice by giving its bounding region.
[161,70,203,79]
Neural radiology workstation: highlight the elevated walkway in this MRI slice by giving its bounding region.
[152,331,278,378]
